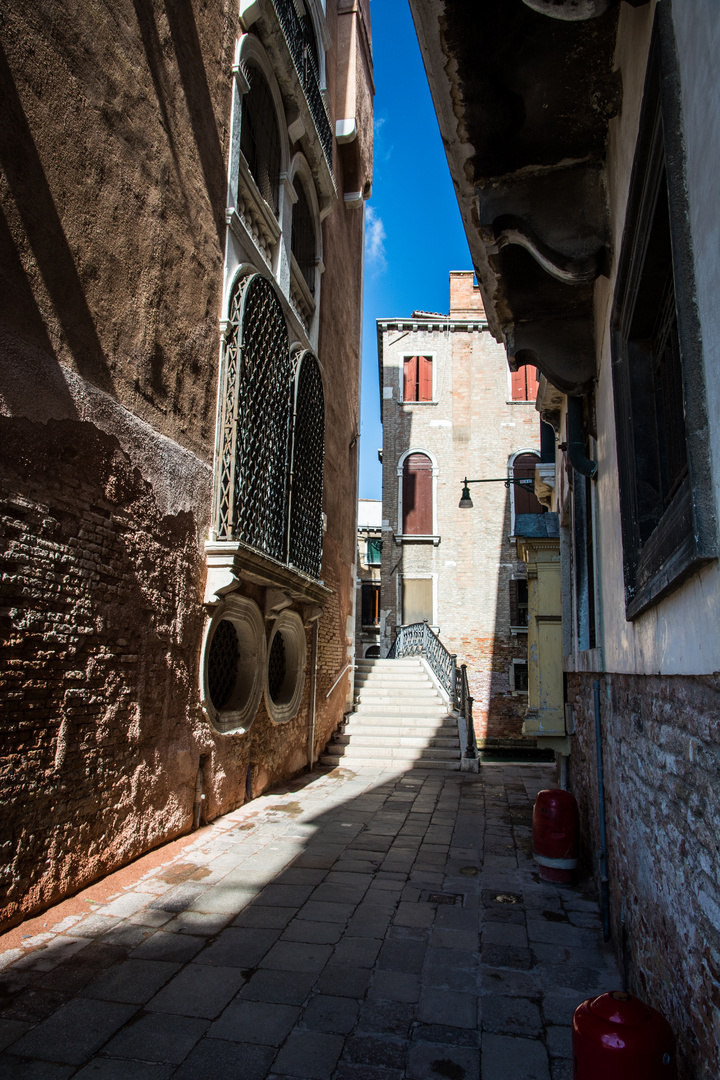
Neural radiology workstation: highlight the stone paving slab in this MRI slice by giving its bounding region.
[0,764,622,1079]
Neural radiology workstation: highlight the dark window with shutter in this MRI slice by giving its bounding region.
[511,366,539,401]
[291,179,316,295]
[403,357,432,402]
[509,578,529,628]
[361,583,380,626]
[512,662,529,693]
[573,467,596,650]
[610,24,716,617]
[402,453,433,534]
[512,454,545,518]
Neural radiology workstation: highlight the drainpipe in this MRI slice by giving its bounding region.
[308,620,319,771]
[193,757,206,829]
[594,680,610,941]
[567,396,597,478]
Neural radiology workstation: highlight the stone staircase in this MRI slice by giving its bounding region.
[320,657,462,770]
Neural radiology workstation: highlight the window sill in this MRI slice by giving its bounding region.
[510,626,529,636]
[393,534,441,545]
[204,540,331,607]
[399,400,438,406]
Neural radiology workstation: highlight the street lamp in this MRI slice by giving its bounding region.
[458,475,535,509]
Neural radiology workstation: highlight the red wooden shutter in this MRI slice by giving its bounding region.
[403,454,433,534]
[418,356,433,401]
[527,366,539,401]
[403,356,418,401]
[511,368,526,400]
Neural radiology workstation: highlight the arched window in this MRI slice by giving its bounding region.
[289,351,325,577]
[291,179,316,295]
[215,274,291,560]
[402,453,433,535]
[241,65,281,213]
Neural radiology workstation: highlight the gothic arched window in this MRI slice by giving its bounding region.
[291,179,316,296]
[289,351,325,577]
[215,274,291,560]
[241,65,281,213]
[402,452,433,535]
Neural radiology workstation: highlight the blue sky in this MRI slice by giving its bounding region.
[358,0,472,500]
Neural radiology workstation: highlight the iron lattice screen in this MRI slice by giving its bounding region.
[215,283,243,537]
[289,351,324,577]
[236,276,291,560]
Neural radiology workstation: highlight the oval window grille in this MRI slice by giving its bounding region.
[207,619,239,710]
[267,629,287,701]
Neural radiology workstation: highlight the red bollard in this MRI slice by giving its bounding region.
[532,788,579,883]
[573,991,676,1079]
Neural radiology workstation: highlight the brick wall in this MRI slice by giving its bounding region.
[568,671,720,1080]
[379,278,540,747]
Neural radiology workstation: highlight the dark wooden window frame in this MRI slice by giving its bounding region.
[361,582,381,626]
[611,14,716,620]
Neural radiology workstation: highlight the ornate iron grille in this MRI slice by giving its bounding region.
[215,283,244,536]
[208,619,239,710]
[241,65,281,212]
[291,180,316,295]
[268,630,287,700]
[272,0,333,169]
[236,276,291,560]
[289,351,325,577]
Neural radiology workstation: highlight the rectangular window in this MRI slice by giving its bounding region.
[511,660,528,693]
[611,28,716,617]
[509,578,529,628]
[403,356,433,402]
[401,578,433,625]
[511,365,539,401]
[361,582,380,626]
[366,538,382,565]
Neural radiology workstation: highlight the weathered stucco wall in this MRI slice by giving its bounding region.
[568,671,720,1080]
[0,0,372,928]
[589,0,720,678]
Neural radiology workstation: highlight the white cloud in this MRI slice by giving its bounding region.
[365,206,387,273]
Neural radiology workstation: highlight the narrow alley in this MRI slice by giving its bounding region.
[0,764,618,1080]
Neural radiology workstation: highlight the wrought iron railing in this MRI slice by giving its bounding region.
[272,0,334,170]
[387,622,477,760]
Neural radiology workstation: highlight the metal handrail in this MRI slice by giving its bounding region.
[388,622,477,760]
[272,0,334,170]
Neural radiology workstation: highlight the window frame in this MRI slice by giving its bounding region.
[395,448,439,542]
[610,19,716,619]
[509,448,544,537]
[402,355,435,403]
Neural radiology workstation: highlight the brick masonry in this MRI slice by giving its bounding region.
[379,274,541,746]
[568,670,720,1080]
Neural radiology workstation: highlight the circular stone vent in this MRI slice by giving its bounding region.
[265,610,306,723]
[200,595,266,734]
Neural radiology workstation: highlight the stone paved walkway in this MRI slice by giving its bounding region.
[0,764,620,1080]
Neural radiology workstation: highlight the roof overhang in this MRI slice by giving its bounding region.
[409,0,648,395]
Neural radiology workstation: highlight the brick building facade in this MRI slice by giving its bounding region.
[354,498,382,660]
[0,0,373,929]
[377,272,543,748]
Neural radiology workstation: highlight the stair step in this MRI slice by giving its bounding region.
[324,743,461,761]
[332,733,459,748]
[319,753,461,770]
